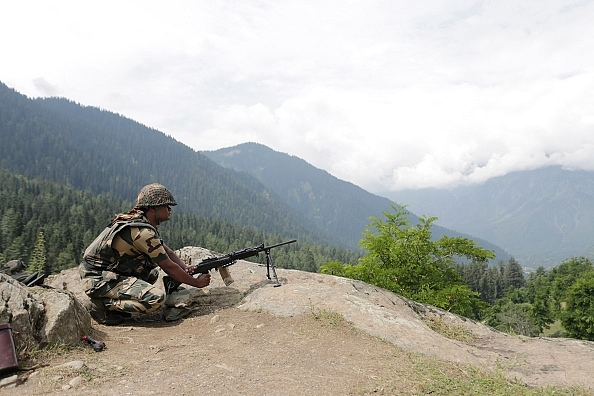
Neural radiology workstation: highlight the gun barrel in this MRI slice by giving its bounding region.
[264,239,297,250]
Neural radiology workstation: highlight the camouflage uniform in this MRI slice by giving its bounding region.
[80,183,178,325]
[79,213,169,323]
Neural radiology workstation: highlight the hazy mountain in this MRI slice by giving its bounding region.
[202,142,511,260]
[382,167,594,268]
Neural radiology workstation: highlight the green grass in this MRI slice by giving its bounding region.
[354,349,593,396]
[541,320,566,338]
[307,305,344,327]
[423,316,476,343]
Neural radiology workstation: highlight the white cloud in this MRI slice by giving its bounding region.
[2,0,594,193]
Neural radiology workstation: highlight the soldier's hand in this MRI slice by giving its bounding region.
[195,273,211,288]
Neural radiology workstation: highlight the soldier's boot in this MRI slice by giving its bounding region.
[89,299,131,326]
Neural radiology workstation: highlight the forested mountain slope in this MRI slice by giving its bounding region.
[203,143,510,260]
[0,168,362,274]
[203,142,393,247]
[0,82,328,245]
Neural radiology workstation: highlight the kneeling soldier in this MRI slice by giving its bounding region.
[79,183,210,325]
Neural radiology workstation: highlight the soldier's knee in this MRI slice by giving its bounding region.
[143,287,166,311]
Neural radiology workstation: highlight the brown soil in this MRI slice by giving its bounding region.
[10,308,420,396]
[6,305,594,396]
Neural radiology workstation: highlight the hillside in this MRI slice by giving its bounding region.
[386,167,594,268]
[203,142,390,247]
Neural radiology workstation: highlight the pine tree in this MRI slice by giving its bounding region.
[30,231,47,274]
[503,257,526,290]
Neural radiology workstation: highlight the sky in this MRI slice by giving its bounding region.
[2,1,594,193]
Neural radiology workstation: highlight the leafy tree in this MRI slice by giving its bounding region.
[321,205,494,317]
[458,261,487,294]
[303,250,317,272]
[319,261,348,276]
[4,236,26,262]
[525,267,554,332]
[548,257,594,316]
[560,271,594,340]
[479,266,503,304]
[483,297,541,337]
[1,207,22,248]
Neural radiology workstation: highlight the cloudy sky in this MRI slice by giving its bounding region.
[2,1,594,193]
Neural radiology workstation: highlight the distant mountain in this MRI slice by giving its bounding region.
[0,80,509,262]
[202,142,511,260]
[383,167,594,268]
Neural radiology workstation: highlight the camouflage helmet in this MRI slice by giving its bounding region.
[135,183,177,208]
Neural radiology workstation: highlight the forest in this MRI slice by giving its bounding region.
[0,168,361,275]
[0,84,345,250]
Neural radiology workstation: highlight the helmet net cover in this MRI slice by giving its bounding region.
[135,183,178,208]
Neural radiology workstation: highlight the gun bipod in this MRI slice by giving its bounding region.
[264,247,282,287]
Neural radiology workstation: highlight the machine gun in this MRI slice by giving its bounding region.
[163,239,296,294]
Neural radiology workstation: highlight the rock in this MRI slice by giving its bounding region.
[45,268,91,310]
[162,306,192,321]
[0,274,91,351]
[0,374,18,389]
[0,260,27,275]
[0,274,45,350]
[57,361,86,370]
[35,287,91,346]
[69,376,83,388]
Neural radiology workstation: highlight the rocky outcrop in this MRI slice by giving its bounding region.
[0,274,91,352]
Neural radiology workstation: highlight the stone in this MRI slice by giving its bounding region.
[0,274,91,352]
[0,374,18,389]
[57,361,85,370]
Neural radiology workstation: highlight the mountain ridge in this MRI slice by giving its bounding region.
[0,80,514,264]
[202,142,511,261]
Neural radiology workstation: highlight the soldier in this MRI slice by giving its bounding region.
[79,183,210,325]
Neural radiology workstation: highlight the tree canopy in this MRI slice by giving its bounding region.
[321,205,494,317]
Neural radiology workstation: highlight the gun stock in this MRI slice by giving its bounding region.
[163,239,296,294]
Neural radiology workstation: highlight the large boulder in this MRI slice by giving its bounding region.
[0,274,91,352]
[0,274,45,351]
[45,267,91,310]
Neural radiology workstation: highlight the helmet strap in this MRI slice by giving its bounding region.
[154,206,162,226]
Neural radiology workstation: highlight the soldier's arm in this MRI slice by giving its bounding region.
[163,244,192,273]
[157,257,211,288]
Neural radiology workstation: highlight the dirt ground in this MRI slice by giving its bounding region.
[8,307,422,396]
[5,305,594,396]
